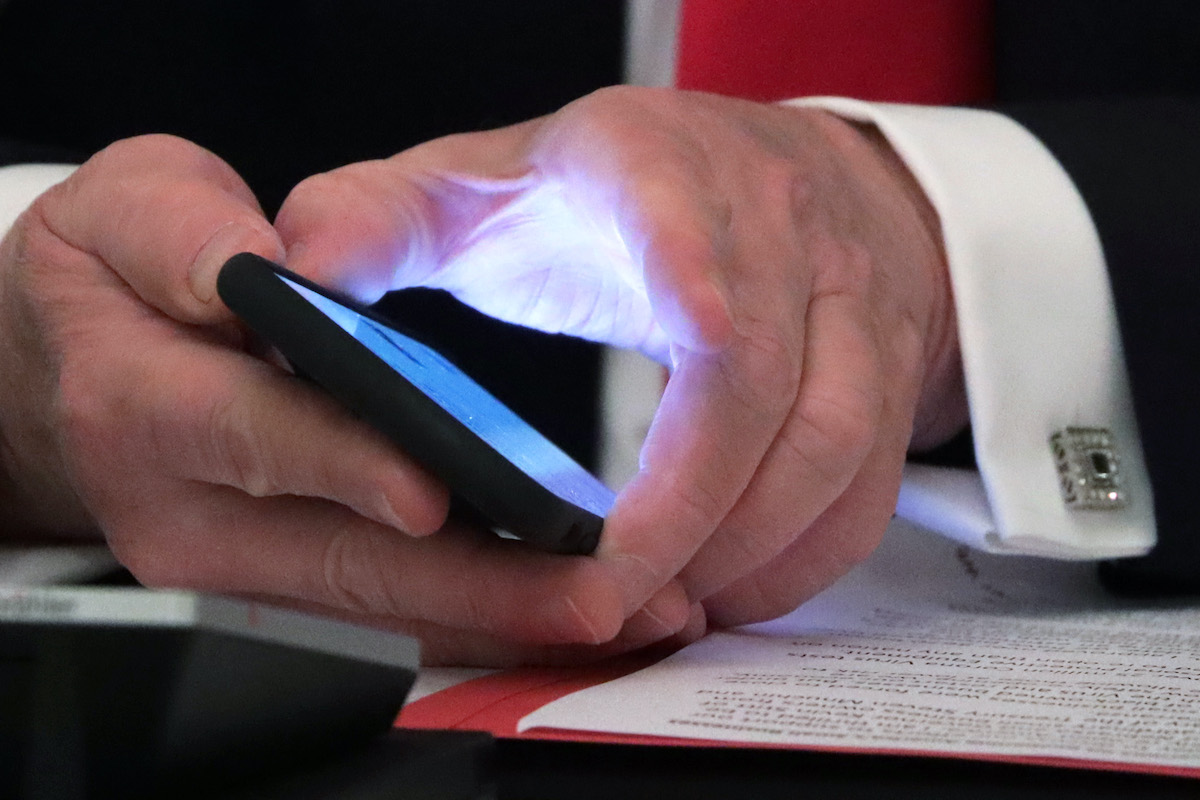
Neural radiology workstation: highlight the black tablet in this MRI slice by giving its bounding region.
[216,253,612,555]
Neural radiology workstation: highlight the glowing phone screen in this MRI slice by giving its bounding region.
[278,275,616,518]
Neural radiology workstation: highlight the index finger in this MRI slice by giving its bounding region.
[586,157,805,614]
[599,333,799,612]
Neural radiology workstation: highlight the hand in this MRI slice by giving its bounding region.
[277,87,970,630]
[0,134,672,665]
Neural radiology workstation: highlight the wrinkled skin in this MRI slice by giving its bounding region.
[0,88,967,664]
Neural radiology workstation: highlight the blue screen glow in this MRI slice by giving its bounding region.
[280,275,616,518]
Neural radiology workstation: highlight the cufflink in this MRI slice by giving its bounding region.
[1050,427,1126,510]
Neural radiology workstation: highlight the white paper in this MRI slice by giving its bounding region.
[520,520,1200,771]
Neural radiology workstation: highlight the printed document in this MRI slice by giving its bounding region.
[518,520,1200,773]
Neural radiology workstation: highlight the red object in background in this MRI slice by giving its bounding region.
[676,0,994,105]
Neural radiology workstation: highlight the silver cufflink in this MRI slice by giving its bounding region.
[1050,427,1126,511]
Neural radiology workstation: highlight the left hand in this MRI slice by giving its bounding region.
[0,135,675,667]
[275,87,969,634]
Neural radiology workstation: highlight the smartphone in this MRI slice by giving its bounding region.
[216,252,612,555]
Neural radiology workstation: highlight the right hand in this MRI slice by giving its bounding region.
[0,134,681,664]
[275,88,966,639]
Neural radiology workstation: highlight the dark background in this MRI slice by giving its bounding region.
[0,0,629,467]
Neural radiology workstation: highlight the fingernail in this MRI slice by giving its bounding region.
[640,585,692,637]
[191,222,274,305]
[678,602,708,643]
[631,607,683,642]
[377,491,412,533]
[379,489,443,537]
[611,597,691,651]
[555,596,609,645]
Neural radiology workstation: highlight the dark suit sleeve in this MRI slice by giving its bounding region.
[1002,99,1200,595]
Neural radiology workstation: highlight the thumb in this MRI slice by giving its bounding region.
[40,134,283,325]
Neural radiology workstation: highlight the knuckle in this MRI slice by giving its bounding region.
[82,135,253,207]
[104,133,194,160]
[790,389,878,482]
[99,134,223,178]
[322,526,467,628]
[812,237,874,297]
[274,173,341,240]
[21,189,59,236]
[321,528,375,614]
[741,322,798,373]
[552,86,673,147]
[281,168,344,208]
[18,186,83,260]
[320,524,430,621]
[279,163,429,261]
[665,473,729,533]
[721,325,802,414]
[756,156,801,210]
[568,85,649,119]
[286,162,386,208]
[205,393,275,497]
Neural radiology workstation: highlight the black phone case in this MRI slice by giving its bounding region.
[216,253,604,555]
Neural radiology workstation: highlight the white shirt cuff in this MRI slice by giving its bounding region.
[790,98,1154,560]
